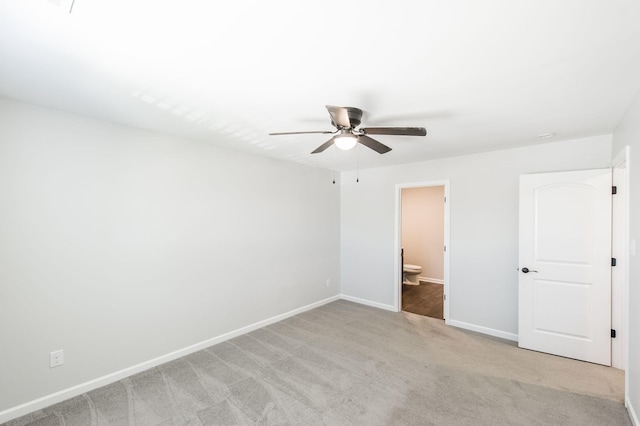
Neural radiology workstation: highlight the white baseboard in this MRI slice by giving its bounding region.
[340,294,397,312]
[448,319,518,342]
[0,295,341,424]
[628,397,639,426]
[418,276,444,285]
[339,296,519,345]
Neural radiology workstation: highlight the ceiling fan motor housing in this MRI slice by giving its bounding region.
[331,107,363,128]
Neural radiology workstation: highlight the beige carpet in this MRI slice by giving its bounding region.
[5,300,630,425]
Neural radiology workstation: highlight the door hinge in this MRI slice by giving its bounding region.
[612,258,617,267]
[443,294,446,301]
[612,186,617,195]
[611,329,616,338]
[444,245,447,252]
[444,196,447,202]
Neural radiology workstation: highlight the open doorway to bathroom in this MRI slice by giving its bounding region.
[396,181,449,321]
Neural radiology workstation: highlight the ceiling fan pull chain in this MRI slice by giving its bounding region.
[356,143,360,183]
[333,144,337,184]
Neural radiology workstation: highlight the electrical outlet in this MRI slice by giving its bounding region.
[50,350,64,368]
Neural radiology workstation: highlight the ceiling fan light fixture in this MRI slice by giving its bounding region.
[334,134,358,150]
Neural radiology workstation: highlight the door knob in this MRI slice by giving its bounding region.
[521,267,538,273]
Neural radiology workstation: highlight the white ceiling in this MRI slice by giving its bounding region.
[1,0,640,171]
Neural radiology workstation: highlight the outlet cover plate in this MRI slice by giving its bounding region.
[50,350,64,368]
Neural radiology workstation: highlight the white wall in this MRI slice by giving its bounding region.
[0,98,340,414]
[401,186,444,282]
[341,135,612,335]
[612,90,640,423]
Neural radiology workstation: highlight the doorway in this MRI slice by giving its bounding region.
[518,162,629,368]
[395,180,450,321]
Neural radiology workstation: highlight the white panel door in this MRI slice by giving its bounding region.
[519,169,612,365]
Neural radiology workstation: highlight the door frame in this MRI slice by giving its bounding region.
[612,147,630,375]
[394,179,451,322]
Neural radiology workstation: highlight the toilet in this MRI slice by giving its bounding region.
[403,264,422,285]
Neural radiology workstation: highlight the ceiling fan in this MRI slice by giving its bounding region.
[269,105,427,154]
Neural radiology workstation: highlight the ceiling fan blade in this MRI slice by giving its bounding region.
[360,127,427,136]
[326,105,351,128]
[311,137,336,154]
[269,130,333,136]
[358,135,392,154]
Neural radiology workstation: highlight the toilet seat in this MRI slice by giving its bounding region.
[403,264,422,273]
